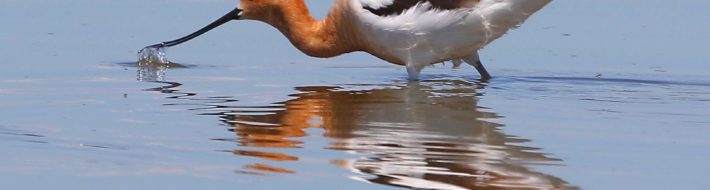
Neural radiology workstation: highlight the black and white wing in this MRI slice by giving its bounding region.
[359,0,480,16]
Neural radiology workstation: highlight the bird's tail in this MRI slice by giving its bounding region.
[478,0,552,42]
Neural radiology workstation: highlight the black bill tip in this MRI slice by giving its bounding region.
[144,8,242,49]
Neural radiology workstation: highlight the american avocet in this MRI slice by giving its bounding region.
[143,0,551,80]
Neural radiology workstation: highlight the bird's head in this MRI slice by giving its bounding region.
[238,0,280,19]
[237,0,309,26]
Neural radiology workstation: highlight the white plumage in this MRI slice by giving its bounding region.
[351,0,552,79]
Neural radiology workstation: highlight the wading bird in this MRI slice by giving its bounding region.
[144,0,551,80]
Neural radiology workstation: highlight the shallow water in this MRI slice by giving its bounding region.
[2,0,710,189]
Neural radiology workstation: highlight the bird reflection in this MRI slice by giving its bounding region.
[219,81,576,190]
[130,61,574,189]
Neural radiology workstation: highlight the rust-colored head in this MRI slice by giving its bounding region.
[237,0,308,23]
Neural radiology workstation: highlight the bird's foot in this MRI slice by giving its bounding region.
[463,52,492,80]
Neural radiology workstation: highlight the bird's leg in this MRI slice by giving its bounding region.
[463,52,492,80]
[406,64,424,81]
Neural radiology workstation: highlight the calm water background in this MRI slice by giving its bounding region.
[2,0,710,189]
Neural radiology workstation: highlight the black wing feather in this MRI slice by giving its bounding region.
[363,0,465,16]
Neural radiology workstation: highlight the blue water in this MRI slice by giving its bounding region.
[1,0,710,189]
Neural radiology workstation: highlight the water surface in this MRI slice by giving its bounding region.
[2,0,710,189]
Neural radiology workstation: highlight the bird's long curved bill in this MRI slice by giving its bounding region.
[145,8,242,48]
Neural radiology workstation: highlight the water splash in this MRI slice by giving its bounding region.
[137,62,167,82]
[137,46,170,65]
[137,46,170,82]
